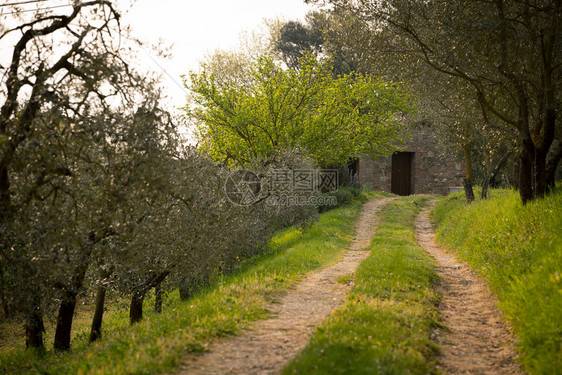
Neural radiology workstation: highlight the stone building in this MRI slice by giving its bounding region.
[356,126,465,195]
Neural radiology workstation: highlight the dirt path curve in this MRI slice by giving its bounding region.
[178,197,395,375]
[415,202,524,374]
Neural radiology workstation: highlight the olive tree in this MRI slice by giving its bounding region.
[0,0,167,350]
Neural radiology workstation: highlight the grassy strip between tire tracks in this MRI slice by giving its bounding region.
[433,187,562,374]
[283,195,441,375]
[0,191,388,374]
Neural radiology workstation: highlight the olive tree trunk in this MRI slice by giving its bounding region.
[462,143,475,203]
[154,283,163,313]
[129,292,145,324]
[25,295,44,350]
[89,284,107,342]
[89,268,113,342]
[129,271,170,324]
[481,153,510,199]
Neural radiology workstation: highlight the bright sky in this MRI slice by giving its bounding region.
[124,0,315,107]
[0,0,315,108]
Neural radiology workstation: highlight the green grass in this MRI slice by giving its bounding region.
[433,186,562,374]
[336,274,353,284]
[0,191,386,374]
[282,196,440,375]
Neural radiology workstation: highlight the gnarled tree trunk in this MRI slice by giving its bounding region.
[0,266,13,320]
[463,178,475,203]
[482,153,510,199]
[462,143,475,203]
[25,295,44,350]
[89,268,113,342]
[53,291,78,351]
[89,284,107,342]
[129,292,145,324]
[519,143,535,205]
[129,271,170,324]
[53,268,89,350]
[546,141,562,191]
[53,245,92,350]
[154,283,163,313]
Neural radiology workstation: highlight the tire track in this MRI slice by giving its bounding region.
[415,203,524,374]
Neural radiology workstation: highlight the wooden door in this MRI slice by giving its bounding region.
[391,152,412,196]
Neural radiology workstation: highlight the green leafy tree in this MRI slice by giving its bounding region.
[186,56,413,168]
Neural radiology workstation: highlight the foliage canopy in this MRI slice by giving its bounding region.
[186,56,413,168]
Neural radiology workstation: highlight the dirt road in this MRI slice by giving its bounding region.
[177,197,394,375]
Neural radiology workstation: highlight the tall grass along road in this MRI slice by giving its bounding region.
[434,188,562,374]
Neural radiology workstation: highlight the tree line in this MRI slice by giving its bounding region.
[0,2,315,351]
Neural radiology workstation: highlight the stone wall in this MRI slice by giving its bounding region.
[358,127,465,195]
